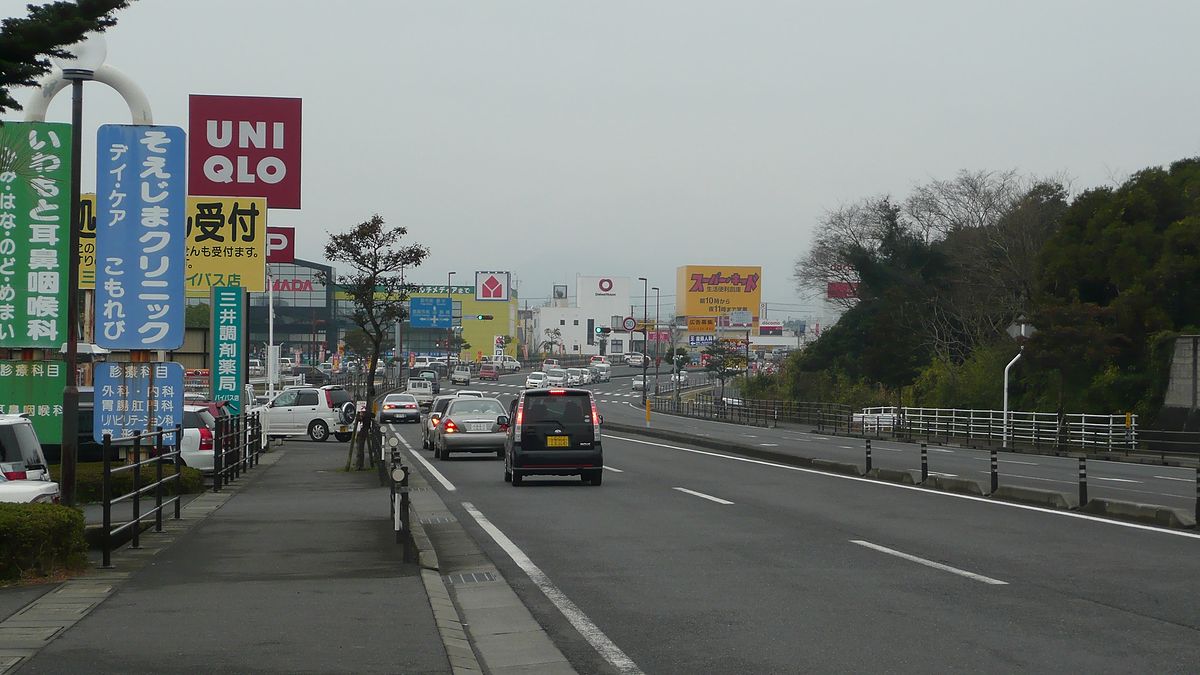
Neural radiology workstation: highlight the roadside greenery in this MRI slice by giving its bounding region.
[762,161,1200,422]
[0,503,88,582]
[47,462,205,503]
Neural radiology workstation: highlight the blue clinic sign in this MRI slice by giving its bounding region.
[93,361,185,444]
[95,125,187,350]
[410,297,453,328]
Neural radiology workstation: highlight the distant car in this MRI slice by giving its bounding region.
[0,414,58,503]
[545,369,569,387]
[450,365,472,386]
[379,393,421,424]
[431,397,509,460]
[589,355,609,365]
[566,368,586,386]
[671,371,689,385]
[248,359,265,377]
[592,363,612,382]
[414,368,441,394]
[292,365,329,386]
[632,375,645,391]
[406,379,435,408]
[456,390,485,398]
[495,355,522,372]
[318,361,334,375]
[422,395,458,450]
[504,388,603,486]
[478,364,500,381]
[626,352,647,367]
[524,371,547,389]
[542,358,561,371]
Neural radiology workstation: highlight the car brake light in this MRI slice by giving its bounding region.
[1,467,28,480]
[515,403,524,436]
[383,403,397,409]
[431,415,441,427]
[325,390,334,407]
[199,426,214,451]
[403,403,416,409]
[591,397,600,434]
[443,419,458,434]
[549,389,565,395]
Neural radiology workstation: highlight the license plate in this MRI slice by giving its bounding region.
[469,423,490,432]
[545,435,569,448]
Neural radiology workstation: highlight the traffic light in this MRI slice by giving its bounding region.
[474,314,494,320]
[594,326,612,335]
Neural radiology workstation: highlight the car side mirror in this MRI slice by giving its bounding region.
[497,415,510,427]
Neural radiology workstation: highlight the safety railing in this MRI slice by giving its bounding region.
[100,425,184,568]
[856,406,1138,451]
[650,393,774,428]
[213,411,264,492]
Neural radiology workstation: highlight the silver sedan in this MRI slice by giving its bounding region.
[431,397,510,460]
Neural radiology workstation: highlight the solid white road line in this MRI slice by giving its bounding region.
[1154,475,1195,482]
[604,466,624,473]
[398,436,457,492]
[927,471,958,477]
[672,487,734,505]
[850,540,1008,585]
[604,434,1200,540]
[1091,476,1142,483]
[461,503,643,675]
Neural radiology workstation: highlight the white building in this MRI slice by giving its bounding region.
[532,275,637,357]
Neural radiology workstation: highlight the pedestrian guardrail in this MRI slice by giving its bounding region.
[213,411,264,492]
[858,406,1137,452]
[100,425,184,568]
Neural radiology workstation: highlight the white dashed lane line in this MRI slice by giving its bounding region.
[672,487,734,505]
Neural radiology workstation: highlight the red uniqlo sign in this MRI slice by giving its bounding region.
[188,95,302,209]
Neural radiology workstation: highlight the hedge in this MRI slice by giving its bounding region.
[46,462,205,504]
[0,503,88,582]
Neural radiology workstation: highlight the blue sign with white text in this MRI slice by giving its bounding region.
[93,362,185,445]
[411,297,452,329]
[95,124,187,350]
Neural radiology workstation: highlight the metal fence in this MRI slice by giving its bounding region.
[213,411,264,492]
[857,406,1138,452]
[100,425,184,568]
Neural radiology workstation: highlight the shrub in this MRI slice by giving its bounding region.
[0,503,88,582]
[46,462,205,504]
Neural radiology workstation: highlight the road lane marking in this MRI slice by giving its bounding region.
[930,448,955,453]
[1154,475,1195,482]
[970,457,1039,465]
[398,436,457,492]
[604,466,624,473]
[759,443,779,447]
[605,435,1200,540]
[851,540,1008,585]
[839,445,854,449]
[1091,477,1142,483]
[672,487,734,505]
[928,471,958,477]
[461,503,642,674]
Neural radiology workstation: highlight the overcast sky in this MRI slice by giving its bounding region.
[6,0,1199,321]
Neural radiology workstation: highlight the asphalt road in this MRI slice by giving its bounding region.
[385,408,1200,673]
[441,369,1200,514]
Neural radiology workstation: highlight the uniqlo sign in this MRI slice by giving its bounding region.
[188,95,302,209]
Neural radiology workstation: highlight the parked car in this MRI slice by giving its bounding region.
[545,368,569,387]
[292,365,329,386]
[319,361,334,375]
[450,365,472,386]
[178,405,217,472]
[431,397,509,460]
[378,393,421,424]
[524,371,547,389]
[406,379,434,408]
[422,395,458,450]
[256,385,356,442]
[504,388,602,486]
[248,359,265,377]
[542,358,561,371]
[0,414,58,503]
[495,355,522,372]
[672,371,690,385]
[589,355,610,365]
[478,364,500,381]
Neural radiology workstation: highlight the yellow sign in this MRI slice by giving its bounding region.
[78,196,267,295]
[688,317,716,332]
[677,265,762,326]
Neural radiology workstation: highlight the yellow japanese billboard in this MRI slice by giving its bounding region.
[77,196,267,295]
[676,265,762,328]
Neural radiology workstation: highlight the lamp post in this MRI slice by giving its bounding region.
[446,272,455,368]
[1003,315,1036,448]
[652,286,660,395]
[637,277,648,404]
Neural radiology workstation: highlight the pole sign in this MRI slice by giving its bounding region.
[0,360,66,443]
[688,334,716,347]
[187,95,303,209]
[266,225,295,263]
[410,297,452,328]
[0,122,72,348]
[211,286,245,414]
[183,196,267,295]
[493,335,505,357]
[93,362,185,444]
[94,125,187,350]
[79,193,97,289]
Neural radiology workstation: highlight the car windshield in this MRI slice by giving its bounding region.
[528,372,546,379]
[0,421,44,468]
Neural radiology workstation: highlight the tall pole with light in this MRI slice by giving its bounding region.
[652,286,660,395]
[446,271,455,367]
[637,277,648,405]
[1002,315,1035,448]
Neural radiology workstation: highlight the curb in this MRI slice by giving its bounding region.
[1079,498,1197,528]
[924,475,986,496]
[991,485,1075,510]
[866,467,916,485]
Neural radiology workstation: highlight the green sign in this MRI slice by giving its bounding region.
[0,122,73,348]
[210,286,245,414]
[0,360,66,443]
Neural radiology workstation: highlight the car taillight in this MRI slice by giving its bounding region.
[431,415,441,427]
[199,426,214,451]
[591,397,600,434]
[443,419,458,434]
[1,464,27,480]
[515,404,524,436]
[383,403,397,409]
[403,403,416,409]
[325,390,334,407]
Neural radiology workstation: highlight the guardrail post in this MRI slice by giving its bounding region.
[103,429,113,566]
[921,443,928,483]
[154,426,164,533]
[173,425,182,520]
[132,432,142,549]
[865,439,872,473]
[990,447,998,494]
[213,416,224,493]
[1195,466,1199,526]
[1078,456,1088,506]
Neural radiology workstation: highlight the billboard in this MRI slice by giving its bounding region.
[93,362,184,444]
[676,265,762,327]
[95,124,187,350]
[0,122,72,348]
[0,361,66,443]
[183,196,267,294]
[188,95,302,209]
[576,275,630,313]
[475,271,510,301]
[266,226,294,263]
[826,281,859,300]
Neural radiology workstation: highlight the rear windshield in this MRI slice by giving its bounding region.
[480,365,497,372]
[528,372,546,379]
[184,410,216,429]
[522,391,594,427]
[386,394,416,402]
[0,421,44,467]
[448,399,506,417]
[547,369,568,378]
[432,398,454,414]
[326,389,353,406]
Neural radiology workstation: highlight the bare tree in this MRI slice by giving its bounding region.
[318,215,428,471]
[905,169,1026,243]
[793,197,893,307]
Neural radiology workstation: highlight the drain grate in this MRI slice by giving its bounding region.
[446,571,498,585]
[419,515,454,525]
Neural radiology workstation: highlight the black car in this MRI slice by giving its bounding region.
[292,365,329,386]
[504,388,602,486]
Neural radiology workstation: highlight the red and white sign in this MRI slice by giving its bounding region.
[188,95,303,209]
[266,226,295,263]
[598,278,613,293]
[475,271,510,301]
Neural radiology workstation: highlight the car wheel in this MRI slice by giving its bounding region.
[422,434,429,450]
[334,432,352,442]
[309,420,330,442]
[511,471,523,486]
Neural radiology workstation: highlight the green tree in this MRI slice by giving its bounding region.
[185,303,209,328]
[319,215,428,471]
[0,1,131,118]
[702,339,745,402]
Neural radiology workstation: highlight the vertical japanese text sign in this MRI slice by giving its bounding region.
[93,362,184,444]
[94,125,186,350]
[210,286,245,414]
[0,122,73,348]
[0,360,67,443]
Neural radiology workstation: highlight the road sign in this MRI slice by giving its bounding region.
[95,124,187,350]
[0,361,66,443]
[411,297,452,328]
[0,122,73,348]
[493,335,505,357]
[622,317,637,331]
[93,362,184,444]
[211,286,245,414]
[728,310,753,327]
[688,334,715,347]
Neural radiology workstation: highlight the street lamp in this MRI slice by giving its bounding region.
[1002,315,1036,448]
[637,277,648,405]
[446,272,455,368]
[652,286,660,395]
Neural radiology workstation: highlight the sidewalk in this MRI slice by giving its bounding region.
[10,443,451,674]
